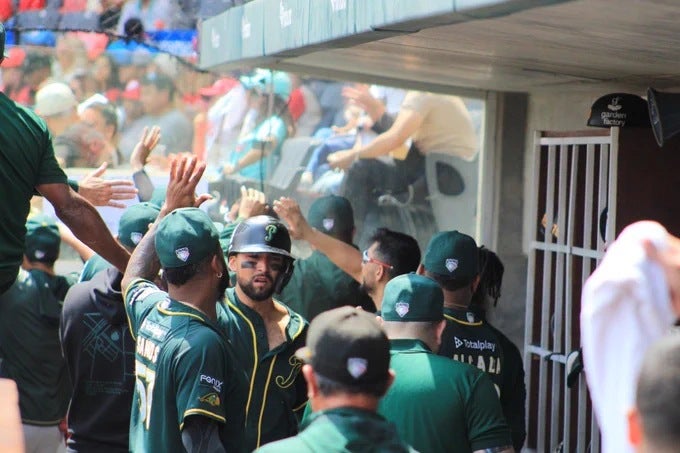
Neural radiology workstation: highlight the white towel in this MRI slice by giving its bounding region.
[581,221,677,453]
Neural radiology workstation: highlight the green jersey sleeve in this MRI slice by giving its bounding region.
[172,329,229,428]
[36,131,68,186]
[124,279,168,340]
[465,370,513,451]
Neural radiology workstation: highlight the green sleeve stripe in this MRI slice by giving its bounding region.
[180,409,226,429]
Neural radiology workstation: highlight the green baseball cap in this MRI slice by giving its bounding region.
[149,187,167,208]
[155,208,219,269]
[423,230,479,281]
[118,202,160,249]
[307,195,354,236]
[381,273,444,322]
[25,214,61,262]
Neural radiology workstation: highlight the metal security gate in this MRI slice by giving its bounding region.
[524,129,618,452]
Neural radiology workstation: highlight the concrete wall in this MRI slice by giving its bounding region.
[486,92,528,352]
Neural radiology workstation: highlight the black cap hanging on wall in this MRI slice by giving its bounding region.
[587,93,650,129]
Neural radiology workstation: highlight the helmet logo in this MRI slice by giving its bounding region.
[265,224,278,242]
[322,218,334,231]
[131,232,143,245]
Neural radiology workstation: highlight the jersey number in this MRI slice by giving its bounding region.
[135,361,156,430]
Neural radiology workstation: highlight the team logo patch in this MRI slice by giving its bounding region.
[395,302,410,318]
[322,218,335,231]
[445,258,458,273]
[199,393,221,407]
[130,232,143,245]
[454,336,463,348]
[34,250,45,259]
[347,357,368,379]
[175,247,190,262]
[466,312,476,323]
[265,224,278,242]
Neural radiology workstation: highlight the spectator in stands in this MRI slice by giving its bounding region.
[119,79,143,129]
[117,1,182,34]
[52,33,88,84]
[79,101,124,167]
[119,72,193,158]
[35,82,80,139]
[308,79,348,136]
[195,76,247,167]
[16,51,51,106]
[89,52,122,100]
[221,69,295,180]
[327,90,477,237]
[0,46,25,102]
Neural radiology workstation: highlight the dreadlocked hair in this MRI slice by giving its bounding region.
[471,246,505,307]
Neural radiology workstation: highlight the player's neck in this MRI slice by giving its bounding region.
[169,282,218,321]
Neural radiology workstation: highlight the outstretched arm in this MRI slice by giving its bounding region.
[38,183,130,272]
[274,197,362,282]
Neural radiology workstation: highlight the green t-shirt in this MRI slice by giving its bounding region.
[0,269,75,424]
[278,250,375,321]
[78,254,112,282]
[219,288,308,450]
[125,279,247,453]
[378,339,511,453]
[255,407,416,453]
[0,93,68,290]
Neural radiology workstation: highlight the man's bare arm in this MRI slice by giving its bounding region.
[37,183,130,272]
[274,197,363,282]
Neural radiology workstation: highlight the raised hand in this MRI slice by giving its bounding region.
[162,155,211,214]
[237,185,267,219]
[130,126,162,172]
[272,197,312,241]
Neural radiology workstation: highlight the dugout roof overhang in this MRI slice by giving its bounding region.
[199,0,680,95]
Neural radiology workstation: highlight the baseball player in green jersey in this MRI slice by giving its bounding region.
[274,196,420,311]
[221,215,308,450]
[121,156,247,453]
[378,273,513,453]
[0,215,77,451]
[278,195,375,319]
[471,246,527,451]
[256,306,416,453]
[418,230,526,450]
[0,23,134,294]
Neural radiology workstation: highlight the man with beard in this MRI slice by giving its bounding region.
[222,215,308,450]
[274,197,420,310]
[121,156,246,452]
